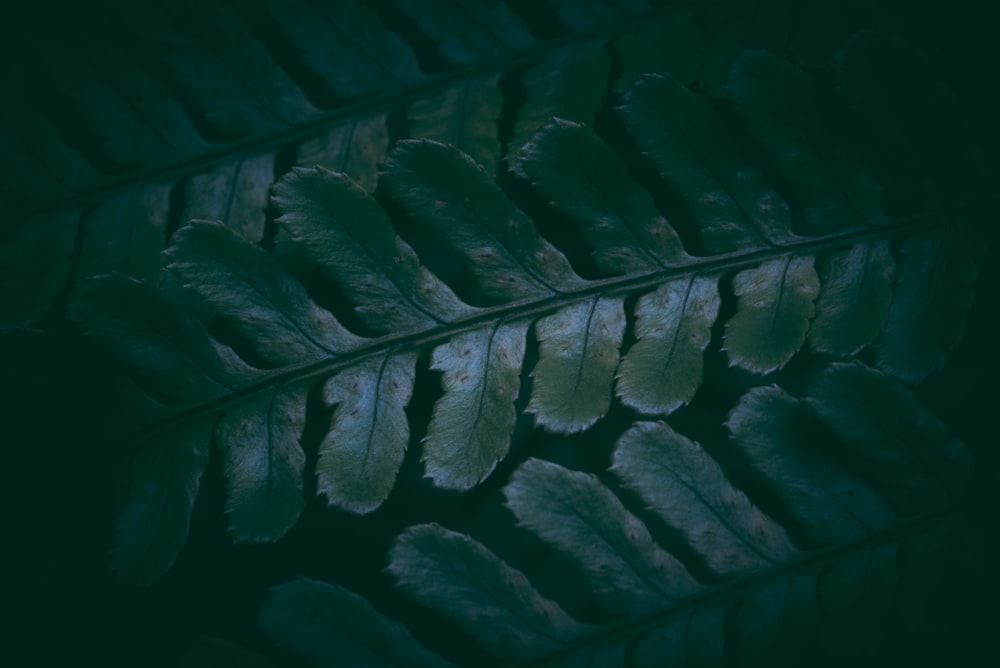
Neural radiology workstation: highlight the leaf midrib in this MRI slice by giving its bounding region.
[111,215,950,459]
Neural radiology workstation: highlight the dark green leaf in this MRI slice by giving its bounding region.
[258,577,453,668]
[272,166,475,334]
[613,421,797,578]
[183,152,275,243]
[166,220,360,365]
[77,183,170,282]
[615,12,703,90]
[407,74,503,172]
[382,139,585,300]
[810,240,895,357]
[729,51,883,233]
[216,383,308,542]
[806,362,974,514]
[506,457,698,615]
[516,119,689,272]
[726,385,894,545]
[0,211,78,328]
[295,112,389,194]
[110,419,211,586]
[620,73,794,252]
[388,523,590,659]
[877,223,978,381]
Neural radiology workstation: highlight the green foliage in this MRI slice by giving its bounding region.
[5,1,996,666]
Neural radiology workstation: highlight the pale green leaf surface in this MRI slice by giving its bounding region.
[295,112,389,194]
[183,152,275,243]
[388,523,589,659]
[273,166,475,333]
[729,51,883,233]
[423,320,528,489]
[382,139,585,301]
[616,275,719,415]
[110,418,212,586]
[806,362,973,514]
[620,73,796,253]
[516,119,689,272]
[408,74,503,172]
[216,383,308,542]
[727,385,894,545]
[877,223,978,381]
[506,457,698,616]
[508,41,609,161]
[613,421,797,577]
[77,182,170,282]
[810,240,894,357]
[318,350,417,514]
[166,220,361,366]
[258,577,454,668]
[724,256,820,374]
[528,296,625,433]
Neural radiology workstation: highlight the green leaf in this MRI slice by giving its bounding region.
[806,362,974,514]
[810,240,895,357]
[264,0,424,100]
[547,0,649,31]
[877,223,978,381]
[508,41,610,160]
[110,419,212,586]
[69,274,254,405]
[258,577,453,668]
[726,385,894,545]
[732,574,818,666]
[183,152,275,243]
[423,320,529,489]
[729,51,883,233]
[215,383,308,542]
[516,119,689,272]
[613,421,797,578]
[616,275,719,415]
[166,220,360,366]
[294,112,389,194]
[528,296,625,433]
[629,605,728,667]
[505,458,698,616]
[395,0,535,66]
[387,523,590,659]
[77,183,170,282]
[272,166,475,334]
[724,256,820,374]
[619,73,794,252]
[407,74,503,172]
[318,350,418,513]
[382,139,585,301]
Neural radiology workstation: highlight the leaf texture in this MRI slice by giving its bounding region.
[259,577,453,668]
[388,523,590,659]
[528,296,625,433]
[724,256,820,373]
[616,275,720,415]
[318,350,417,513]
[18,9,991,664]
[216,383,309,542]
[423,320,529,489]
